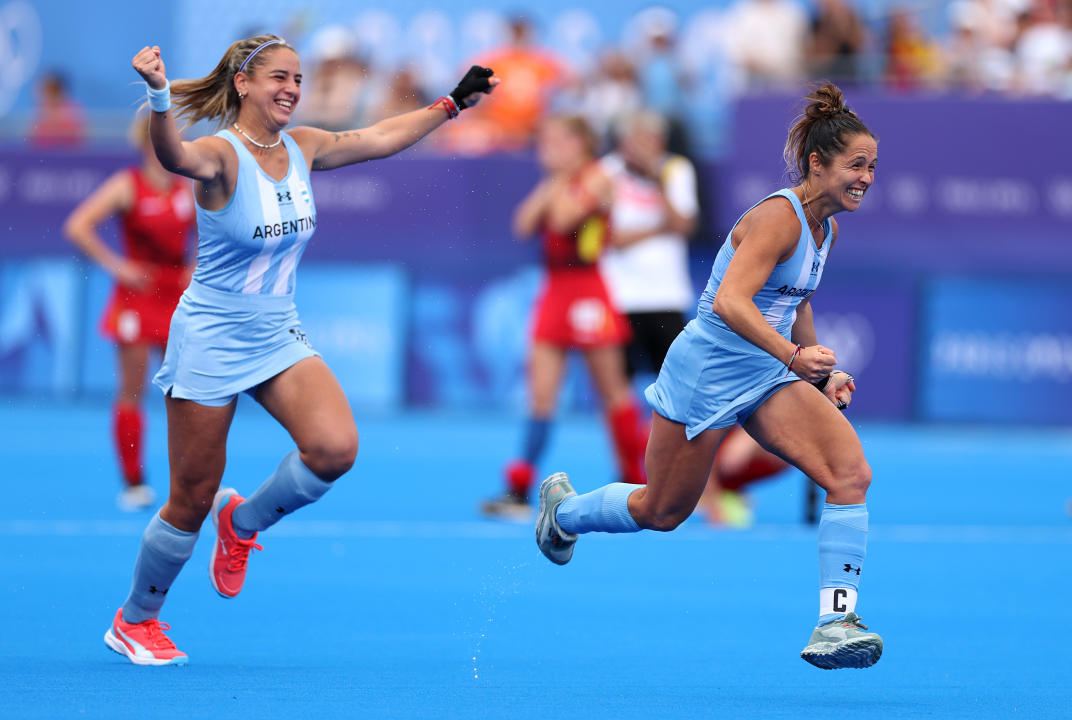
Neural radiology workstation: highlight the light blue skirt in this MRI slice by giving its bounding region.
[153,280,319,406]
[644,318,801,440]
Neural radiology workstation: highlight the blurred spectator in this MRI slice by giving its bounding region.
[945,0,1025,92]
[723,0,809,88]
[807,0,868,84]
[1012,0,1072,95]
[368,67,431,124]
[883,7,946,91]
[577,50,642,151]
[28,71,86,148]
[297,25,377,131]
[629,7,693,157]
[599,110,699,386]
[444,15,570,153]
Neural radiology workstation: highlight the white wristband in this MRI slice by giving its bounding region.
[146,81,171,112]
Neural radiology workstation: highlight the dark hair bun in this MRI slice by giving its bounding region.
[805,83,846,119]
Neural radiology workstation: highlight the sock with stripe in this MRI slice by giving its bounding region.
[817,502,868,625]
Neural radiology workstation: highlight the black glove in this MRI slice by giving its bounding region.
[450,66,495,109]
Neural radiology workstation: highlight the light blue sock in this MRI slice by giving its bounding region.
[555,482,642,534]
[121,512,198,624]
[817,502,868,625]
[523,417,552,465]
[231,450,333,538]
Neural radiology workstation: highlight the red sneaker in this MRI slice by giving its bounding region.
[104,608,188,665]
[209,488,262,598]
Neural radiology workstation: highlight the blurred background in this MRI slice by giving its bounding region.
[2,3,1071,715]
[2,0,1071,431]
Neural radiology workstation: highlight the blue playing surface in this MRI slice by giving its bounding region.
[1,398,1070,719]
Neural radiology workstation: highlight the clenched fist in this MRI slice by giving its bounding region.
[132,46,167,90]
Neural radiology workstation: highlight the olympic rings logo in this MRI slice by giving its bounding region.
[0,1,42,118]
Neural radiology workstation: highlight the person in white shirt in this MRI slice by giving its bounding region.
[601,110,791,528]
[600,110,698,380]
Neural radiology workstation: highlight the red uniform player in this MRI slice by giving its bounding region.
[64,113,195,510]
[483,115,647,520]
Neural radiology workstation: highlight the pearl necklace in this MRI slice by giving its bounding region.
[233,123,281,149]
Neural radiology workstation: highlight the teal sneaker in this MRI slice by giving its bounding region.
[535,473,578,565]
[800,612,883,669]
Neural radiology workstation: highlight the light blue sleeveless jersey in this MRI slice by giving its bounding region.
[152,129,321,405]
[192,129,317,295]
[643,189,834,438]
[696,189,831,352]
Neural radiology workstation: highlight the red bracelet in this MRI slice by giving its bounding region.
[429,95,459,119]
[785,345,802,376]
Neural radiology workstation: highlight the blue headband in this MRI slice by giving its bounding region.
[238,39,282,73]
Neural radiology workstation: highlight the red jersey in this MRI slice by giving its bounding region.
[531,170,629,347]
[542,172,611,270]
[100,168,195,345]
[121,167,194,267]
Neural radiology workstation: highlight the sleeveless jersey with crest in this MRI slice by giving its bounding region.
[192,129,317,295]
[696,189,831,352]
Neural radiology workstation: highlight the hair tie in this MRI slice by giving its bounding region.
[238,39,282,73]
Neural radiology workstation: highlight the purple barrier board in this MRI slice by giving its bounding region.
[0,147,543,281]
[8,93,1072,279]
[808,275,917,420]
[719,94,1072,276]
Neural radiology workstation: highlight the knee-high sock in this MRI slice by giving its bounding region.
[121,512,198,624]
[114,404,144,486]
[507,417,552,496]
[607,402,646,485]
[556,482,642,534]
[523,417,551,466]
[817,502,868,624]
[230,450,333,538]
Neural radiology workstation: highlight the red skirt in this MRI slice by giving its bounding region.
[100,265,189,346]
[531,268,632,349]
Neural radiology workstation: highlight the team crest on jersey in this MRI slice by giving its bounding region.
[295,180,311,207]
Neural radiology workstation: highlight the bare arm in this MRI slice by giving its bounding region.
[610,155,696,247]
[544,167,612,234]
[513,177,560,238]
[62,170,149,289]
[711,200,835,381]
[661,155,698,237]
[610,191,695,248]
[298,70,499,171]
[132,46,227,183]
[295,108,450,171]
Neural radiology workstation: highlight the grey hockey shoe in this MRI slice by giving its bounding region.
[800,612,883,669]
[535,473,578,565]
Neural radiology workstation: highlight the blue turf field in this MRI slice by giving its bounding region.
[1,398,1070,719]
